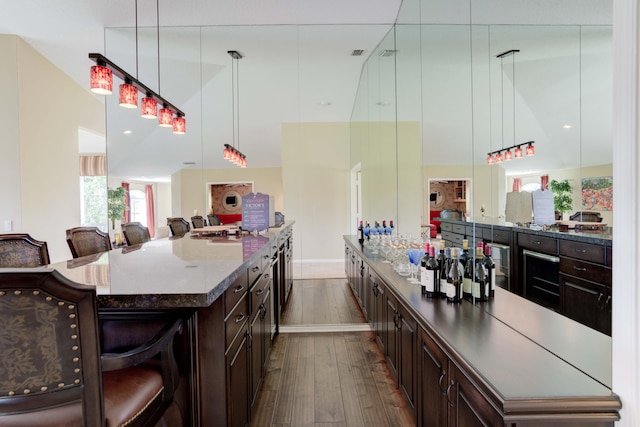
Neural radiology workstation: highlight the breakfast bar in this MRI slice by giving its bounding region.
[45,222,295,427]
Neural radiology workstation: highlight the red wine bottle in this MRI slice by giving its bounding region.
[446,248,463,303]
[484,244,496,298]
[421,245,438,298]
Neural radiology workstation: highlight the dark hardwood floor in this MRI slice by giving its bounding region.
[250,279,414,427]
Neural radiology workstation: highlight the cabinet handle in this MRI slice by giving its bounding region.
[234,285,245,294]
[438,370,447,395]
[533,240,541,245]
[260,303,266,318]
[264,274,270,280]
[255,288,264,296]
[446,380,456,406]
[235,313,245,323]
[575,248,587,253]
[606,296,612,306]
[573,266,587,272]
[597,293,604,306]
[252,266,260,272]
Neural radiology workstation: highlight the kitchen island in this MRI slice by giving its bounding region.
[44,222,294,427]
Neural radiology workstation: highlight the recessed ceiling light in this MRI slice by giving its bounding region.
[562,124,572,129]
[123,130,132,134]
[376,101,391,106]
[183,162,196,165]
[318,101,332,106]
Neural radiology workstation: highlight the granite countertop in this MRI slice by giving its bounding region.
[24,222,295,309]
[439,217,612,246]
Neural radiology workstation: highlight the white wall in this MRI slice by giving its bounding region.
[282,122,351,270]
[0,36,105,262]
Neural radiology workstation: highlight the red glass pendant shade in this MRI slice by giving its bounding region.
[159,107,173,127]
[141,97,158,119]
[90,65,112,95]
[119,83,138,108]
[173,116,186,134]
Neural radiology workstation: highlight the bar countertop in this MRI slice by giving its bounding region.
[7,222,294,309]
[344,235,618,417]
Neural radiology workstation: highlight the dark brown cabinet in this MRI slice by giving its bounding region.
[227,321,249,427]
[370,272,386,350]
[419,327,502,427]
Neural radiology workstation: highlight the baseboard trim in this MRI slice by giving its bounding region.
[279,323,372,333]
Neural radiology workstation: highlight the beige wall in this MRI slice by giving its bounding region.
[507,163,613,225]
[282,122,350,266]
[174,167,283,223]
[0,36,105,262]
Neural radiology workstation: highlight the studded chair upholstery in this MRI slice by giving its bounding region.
[0,234,50,267]
[167,218,190,237]
[121,222,151,246]
[66,227,112,259]
[0,270,182,426]
[207,214,221,226]
[191,215,207,229]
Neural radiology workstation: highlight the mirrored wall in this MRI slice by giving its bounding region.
[351,0,613,240]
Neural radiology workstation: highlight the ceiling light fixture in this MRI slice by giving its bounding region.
[87,0,185,133]
[488,49,535,164]
[223,50,247,168]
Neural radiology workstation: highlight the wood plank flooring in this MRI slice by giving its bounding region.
[250,279,414,426]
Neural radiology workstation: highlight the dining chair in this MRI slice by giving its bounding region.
[66,226,112,258]
[0,269,182,426]
[207,214,221,226]
[191,215,207,229]
[167,218,190,237]
[121,222,151,246]
[0,233,50,267]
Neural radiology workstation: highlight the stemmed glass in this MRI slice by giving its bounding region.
[407,248,422,284]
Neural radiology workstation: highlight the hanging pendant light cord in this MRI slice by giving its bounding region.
[500,56,504,150]
[135,0,139,79]
[236,55,240,152]
[156,0,161,94]
[512,53,516,146]
[231,55,236,149]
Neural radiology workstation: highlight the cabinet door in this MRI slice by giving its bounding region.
[419,327,448,427]
[249,311,262,409]
[398,303,417,417]
[384,291,399,379]
[227,325,249,427]
[560,273,611,335]
[448,363,503,427]
[373,279,385,351]
[262,284,273,361]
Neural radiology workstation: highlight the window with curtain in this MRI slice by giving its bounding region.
[79,155,107,230]
[129,189,148,227]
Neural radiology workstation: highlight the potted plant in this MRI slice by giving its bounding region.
[107,187,128,230]
[549,179,573,220]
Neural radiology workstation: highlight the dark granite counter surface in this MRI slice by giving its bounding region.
[1,222,294,309]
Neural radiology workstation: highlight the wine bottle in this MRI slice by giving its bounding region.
[358,220,364,245]
[446,248,463,303]
[484,244,496,298]
[421,244,435,297]
[439,247,451,299]
[460,239,470,267]
[472,247,488,302]
[463,246,474,300]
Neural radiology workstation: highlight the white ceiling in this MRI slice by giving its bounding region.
[0,0,613,180]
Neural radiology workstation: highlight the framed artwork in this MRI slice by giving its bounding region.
[582,176,613,211]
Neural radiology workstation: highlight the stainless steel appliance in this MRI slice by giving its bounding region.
[523,249,560,311]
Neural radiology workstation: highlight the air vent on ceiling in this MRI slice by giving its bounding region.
[378,49,396,57]
[351,49,365,56]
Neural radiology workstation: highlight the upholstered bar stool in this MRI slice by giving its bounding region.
[166,218,190,237]
[0,233,50,267]
[66,226,112,258]
[191,215,207,229]
[121,222,151,246]
[0,270,182,426]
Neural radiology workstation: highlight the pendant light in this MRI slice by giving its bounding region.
[119,78,138,108]
[87,0,186,133]
[90,61,112,95]
[487,49,535,164]
[224,50,247,167]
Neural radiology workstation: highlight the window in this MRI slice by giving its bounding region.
[80,176,107,230]
[521,183,541,193]
[129,189,147,226]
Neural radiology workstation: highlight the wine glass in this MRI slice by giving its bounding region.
[407,248,422,284]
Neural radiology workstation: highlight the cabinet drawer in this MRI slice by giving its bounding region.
[250,270,272,315]
[483,228,510,245]
[465,225,475,236]
[606,246,612,267]
[442,231,463,246]
[225,294,248,351]
[559,240,606,264]
[441,222,452,232]
[452,224,465,235]
[560,257,612,286]
[518,233,558,254]
[225,273,248,317]
[260,248,273,271]
[248,257,263,287]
